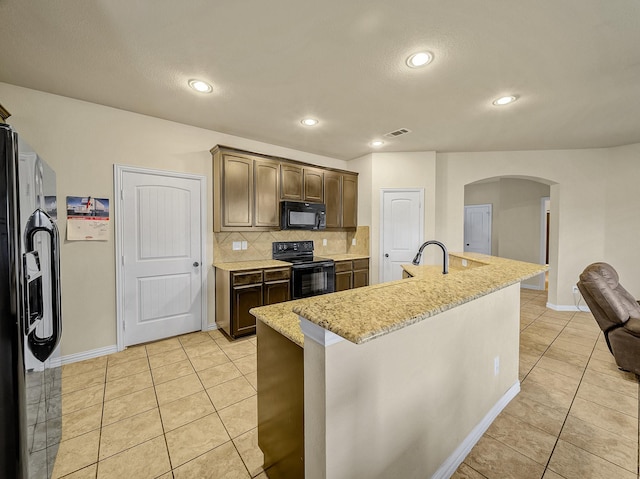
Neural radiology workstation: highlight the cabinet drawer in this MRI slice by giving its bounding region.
[232,270,263,286]
[352,259,369,271]
[264,267,291,282]
[334,260,352,273]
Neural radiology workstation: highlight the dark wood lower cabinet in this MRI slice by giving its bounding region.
[257,321,304,479]
[264,280,290,305]
[334,258,369,291]
[232,284,263,337]
[216,266,291,339]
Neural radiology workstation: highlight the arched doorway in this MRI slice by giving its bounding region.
[464,176,555,291]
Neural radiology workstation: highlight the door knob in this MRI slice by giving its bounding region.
[384,254,389,258]
[193,262,200,267]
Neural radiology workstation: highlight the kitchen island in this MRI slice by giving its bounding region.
[251,253,546,479]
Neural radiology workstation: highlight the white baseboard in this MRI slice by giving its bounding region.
[520,283,545,291]
[546,302,591,313]
[49,344,119,368]
[431,381,521,479]
[51,326,219,368]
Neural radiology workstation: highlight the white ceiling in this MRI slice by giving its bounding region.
[1,0,639,160]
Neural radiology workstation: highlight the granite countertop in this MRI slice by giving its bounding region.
[252,252,546,347]
[214,259,292,271]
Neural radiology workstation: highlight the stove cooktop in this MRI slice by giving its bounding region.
[272,241,333,265]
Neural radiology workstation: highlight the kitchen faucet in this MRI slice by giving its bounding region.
[411,240,449,274]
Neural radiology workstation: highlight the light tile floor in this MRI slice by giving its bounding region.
[454,288,640,479]
[50,289,639,478]
[50,329,264,479]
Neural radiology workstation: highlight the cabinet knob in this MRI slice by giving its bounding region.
[384,254,389,258]
[193,262,200,267]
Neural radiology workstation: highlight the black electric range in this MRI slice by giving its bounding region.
[272,241,335,299]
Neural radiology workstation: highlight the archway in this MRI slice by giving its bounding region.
[464,175,557,292]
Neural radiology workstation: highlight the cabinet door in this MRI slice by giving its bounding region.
[342,174,358,228]
[232,284,263,337]
[335,271,352,292]
[303,168,324,203]
[324,172,342,228]
[223,154,253,227]
[353,269,369,289]
[281,164,303,200]
[264,280,290,305]
[254,159,280,227]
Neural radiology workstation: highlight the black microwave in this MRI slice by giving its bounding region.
[280,201,326,230]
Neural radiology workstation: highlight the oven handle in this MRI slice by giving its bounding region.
[291,261,335,270]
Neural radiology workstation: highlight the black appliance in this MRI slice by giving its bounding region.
[280,201,326,230]
[1,124,62,479]
[272,241,335,299]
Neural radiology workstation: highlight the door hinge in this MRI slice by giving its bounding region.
[123,321,125,331]
[120,188,124,200]
[121,256,125,266]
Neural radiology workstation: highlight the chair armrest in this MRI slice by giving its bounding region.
[624,317,640,337]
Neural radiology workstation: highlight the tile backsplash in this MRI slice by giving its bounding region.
[213,226,369,263]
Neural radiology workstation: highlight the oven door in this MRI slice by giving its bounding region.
[291,261,335,299]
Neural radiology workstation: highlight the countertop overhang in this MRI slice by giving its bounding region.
[251,253,547,347]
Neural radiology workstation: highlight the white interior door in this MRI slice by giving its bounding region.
[118,168,205,347]
[380,189,423,283]
[464,204,492,255]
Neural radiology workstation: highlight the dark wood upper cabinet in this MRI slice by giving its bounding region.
[303,168,324,203]
[324,172,356,229]
[222,154,253,227]
[254,159,280,227]
[342,174,358,229]
[212,146,357,232]
[280,164,303,201]
[324,172,342,228]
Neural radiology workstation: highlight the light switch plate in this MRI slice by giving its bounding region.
[322,239,327,246]
[352,238,357,246]
[232,241,241,251]
[241,241,248,250]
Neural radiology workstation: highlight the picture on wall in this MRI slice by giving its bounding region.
[66,196,110,241]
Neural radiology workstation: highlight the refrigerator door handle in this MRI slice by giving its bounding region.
[24,208,62,363]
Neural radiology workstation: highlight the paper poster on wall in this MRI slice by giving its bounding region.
[66,196,110,241]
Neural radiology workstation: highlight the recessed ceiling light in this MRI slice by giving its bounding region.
[492,95,518,106]
[301,118,319,126]
[188,79,213,93]
[370,140,385,147]
[406,51,433,68]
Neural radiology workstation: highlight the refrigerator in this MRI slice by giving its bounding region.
[0,123,62,478]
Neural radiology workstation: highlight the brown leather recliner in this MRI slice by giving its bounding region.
[577,262,640,375]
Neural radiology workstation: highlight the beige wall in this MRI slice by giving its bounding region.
[350,151,437,284]
[435,150,609,307]
[0,83,349,356]
[605,143,640,291]
[304,283,520,478]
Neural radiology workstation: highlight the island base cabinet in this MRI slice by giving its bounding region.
[257,321,304,479]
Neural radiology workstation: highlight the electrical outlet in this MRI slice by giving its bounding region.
[232,241,241,251]
[461,259,468,267]
[572,285,579,294]
[351,238,357,246]
[322,239,327,246]
[494,356,500,376]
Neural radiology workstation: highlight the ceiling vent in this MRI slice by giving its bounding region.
[384,128,412,138]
